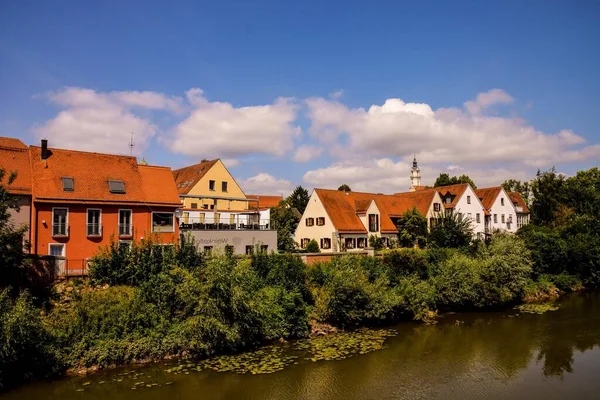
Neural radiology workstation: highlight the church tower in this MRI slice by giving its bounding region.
[409,154,421,192]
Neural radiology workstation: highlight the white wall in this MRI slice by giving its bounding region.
[294,191,338,251]
[488,188,518,233]
[453,186,486,236]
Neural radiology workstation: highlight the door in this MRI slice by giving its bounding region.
[49,244,66,277]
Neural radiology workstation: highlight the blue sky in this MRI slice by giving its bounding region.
[1,1,599,195]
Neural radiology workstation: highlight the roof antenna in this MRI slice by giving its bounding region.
[128,132,135,155]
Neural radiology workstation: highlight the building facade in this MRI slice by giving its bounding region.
[475,186,519,234]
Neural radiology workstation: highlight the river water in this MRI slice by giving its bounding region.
[3,291,600,400]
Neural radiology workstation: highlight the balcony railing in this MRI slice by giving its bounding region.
[180,218,274,231]
[87,223,102,237]
[119,223,133,236]
[52,223,69,237]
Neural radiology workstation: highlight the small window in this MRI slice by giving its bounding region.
[368,214,379,232]
[202,204,209,210]
[52,208,68,236]
[118,241,132,251]
[320,238,331,249]
[49,243,65,257]
[209,180,215,191]
[87,209,101,236]
[501,198,504,206]
[210,204,215,210]
[501,214,505,223]
[357,237,367,248]
[222,181,228,192]
[152,212,174,232]
[204,246,213,253]
[467,213,472,219]
[191,203,198,209]
[433,203,441,212]
[225,245,234,253]
[301,238,310,248]
[316,217,325,226]
[246,245,254,255]
[260,245,268,253]
[62,177,74,192]
[108,180,125,194]
[306,217,314,227]
[119,210,132,236]
[467,195,471,204]
[476,213,481,223]
[345,237,356,249]
[445,197,452,204]
[493,214,497,223]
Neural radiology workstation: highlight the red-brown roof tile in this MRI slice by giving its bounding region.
[508,192,530,214]
[246,194,283,209]
[0,144,32,195]
[172,159,218,194]
[474,187,502,210]
[0,137,27,149]
[434,183,469,209]
[29,146,180,206]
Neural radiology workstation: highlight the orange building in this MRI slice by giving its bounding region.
[28,140,181,275]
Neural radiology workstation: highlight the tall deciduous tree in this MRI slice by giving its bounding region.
[434,173,477,189]
[287,186,310,215]
[270,199,300,252]
[563,167,600,217]
[337,184,351,192]
[530,167,566,226]
[428,211,473,249]
[396,207,428,248]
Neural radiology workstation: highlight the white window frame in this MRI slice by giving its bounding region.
[86,208,102,237]
[52,207,69,237]
[119,209,133,236]
[152,211,175,233]
[48,243,65,257]
[118,240,132,252]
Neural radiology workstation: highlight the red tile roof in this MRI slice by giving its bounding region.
[434,183,469,209]
[172,159,218,194]
[508,192,530,214]
[315,189,438,233]
[246,194,283,209]
[29,146,180,207]
[0,138,32,195]
[474,186,502,210]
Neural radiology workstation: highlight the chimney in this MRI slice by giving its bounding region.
[41,139,48,160]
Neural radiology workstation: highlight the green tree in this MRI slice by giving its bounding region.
[269,199,299,252]
[428,211,473,249]
[434,173,476,189]
[396,207,427,248]
[305,239,320,253]
[337,184,351,192]
[530,167,566,226]
[563,167,600,217]
[287,186,310,215]
[502,179,532,206]
[0,169,29,295]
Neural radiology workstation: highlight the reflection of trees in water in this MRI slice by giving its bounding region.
[536,291,600,377]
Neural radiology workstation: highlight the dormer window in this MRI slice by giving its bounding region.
[445,197,451,204]
[108,180,125,193]
[501,198,504,206]
[62,177,74,192]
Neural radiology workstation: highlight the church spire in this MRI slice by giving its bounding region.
[410,153,421,192]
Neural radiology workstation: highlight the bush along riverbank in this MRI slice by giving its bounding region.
[2,232,595,391]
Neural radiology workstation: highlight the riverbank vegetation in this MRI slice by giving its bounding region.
[1,167,598,391]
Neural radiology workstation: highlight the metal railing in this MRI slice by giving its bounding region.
[180,218,274,231]
[118,223,133,236]
[86,223,102,237]
[52,223,69,237]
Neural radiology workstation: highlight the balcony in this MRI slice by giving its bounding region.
[180,218,274,231]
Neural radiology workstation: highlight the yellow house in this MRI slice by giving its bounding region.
[172,159,252,213]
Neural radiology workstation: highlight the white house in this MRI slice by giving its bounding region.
[475,186,527,234]
[435,183,487,238]
[294,188,443,252]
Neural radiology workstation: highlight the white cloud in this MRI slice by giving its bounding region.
[305,89,600,167]
[167,89,301,158]
[292,145,323,162]
[329,90,344,99]
[33,87,179,155]
[238,173,294,196]
[222,158,240,168]
[303,158,414,193]
[447,164,462,171]
[464,88,514,115]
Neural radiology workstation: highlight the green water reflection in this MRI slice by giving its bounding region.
[3,291,600,400]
